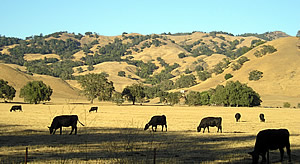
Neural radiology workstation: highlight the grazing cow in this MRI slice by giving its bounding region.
[144,115,167,132]
[259,113,265,122]
[89,106,98,112]
[248,129,291,164]
[235,113,241,122]
[48,115,84,135]
[10,105,22,112]
[197,117,222,133]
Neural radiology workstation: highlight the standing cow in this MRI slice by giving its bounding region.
[89,106,98,112]
[197,117,222,133]
[248,129,291,163]
[48,115,84,135]
[235,113,241,122]
[10,105,22,112]
[144,115,167,132]
[259,113,265,122]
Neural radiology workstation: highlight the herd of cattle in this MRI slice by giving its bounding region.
[9,105,291,163]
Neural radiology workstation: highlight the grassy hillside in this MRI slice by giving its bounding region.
[189,37,300,107]
[0,31,296,106]
[0,63,82,102]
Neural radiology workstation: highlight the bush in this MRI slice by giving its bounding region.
[178,52,186,58]
[224,73,233,80]
[249,70,263,81]
[118,71,126,77]
[283,102,291,108]
[197,71,211,81]
[254,45,277,57]
[175,74,197,88]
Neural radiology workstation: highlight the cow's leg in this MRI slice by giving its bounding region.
[286,144,291,162]
[152,126,154,131]
[70,127,74,135]
[261,151,267,163]
[279,148,284,162]
[165,124,167,132]
[207,127,210,133]
[53,129,57,135]
[74,127,77,135]
[60,127,62,135]
[154,125,157,132]
[203,127,206,133]
[161,125,164,131]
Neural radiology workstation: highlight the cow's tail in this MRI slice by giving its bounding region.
[78,120,85,126]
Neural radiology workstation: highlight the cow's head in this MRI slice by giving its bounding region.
[248,151,259,164]
[197,126,201,132]
[48,126,53,134]
[144,124,150,130]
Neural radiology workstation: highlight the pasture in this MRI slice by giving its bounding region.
[0,102,300,163]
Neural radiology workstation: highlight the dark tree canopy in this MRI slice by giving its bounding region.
[0,79,16,101]
[122,83,145,105]
[77,73,115,103]
[19,81,52,104]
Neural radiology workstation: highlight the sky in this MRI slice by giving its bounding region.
[1,0,299,39]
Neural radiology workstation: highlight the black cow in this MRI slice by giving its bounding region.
[197,117,222,133]
[144,115,167,132]
[10,105,22,112]
[248,129,291,163]
[235,113,241,122]
[48,115,84,135]
[89,106,98,112]
[259,113,265,122]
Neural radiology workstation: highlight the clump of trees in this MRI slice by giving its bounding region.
[122,83,145,105]
[249,70,263,81]
[0,79,16,101]
[175,74,197,88]
[254,45,277,57]
[185,81,262,107]
[19,81,53,104]
[77,73,114,103]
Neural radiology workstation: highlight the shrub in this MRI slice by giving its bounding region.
[118,71,126,77]
[254,45,277,57]
[283,102,291,108]
[178,52,186,58]
[197,71,211,81]
[224,73,233,80]
[249,70,263,81]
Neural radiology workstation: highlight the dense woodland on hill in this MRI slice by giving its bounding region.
[0,30,294,106]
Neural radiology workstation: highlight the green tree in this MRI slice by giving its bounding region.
[210,85,227,106]
[249,70,263,81]
[224,73,233,80]
[175,74,197,88]
[122,83,145,105]
[0,79,16,101]
[112,92,124,106]
[185,91,201,106]
[19,81,52,104]
[77,73,115,103]
[197,71,211,81]
[118,71,126,77]
[166,92,181,106]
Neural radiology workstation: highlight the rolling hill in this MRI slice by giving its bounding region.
[0,31,298,106]
[188,37,300,107]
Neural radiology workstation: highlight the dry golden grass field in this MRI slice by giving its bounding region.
[0,102,300,163]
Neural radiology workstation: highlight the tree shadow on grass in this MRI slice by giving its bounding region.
[0,127,298,163]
